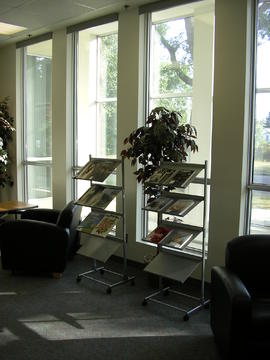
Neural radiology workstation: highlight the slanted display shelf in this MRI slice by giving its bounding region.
[74,156,135,294]
[141,161,210,320]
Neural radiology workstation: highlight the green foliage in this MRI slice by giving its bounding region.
[0,97,15,188]
[100,33,118,156]
[258,2,270,41]
[264,112,270,128]
[100,33,118,98]
[121,106,198,199]
[0,96,15,148]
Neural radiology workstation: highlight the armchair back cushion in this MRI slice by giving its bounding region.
[226,235,270,297]
[56,201,82,254]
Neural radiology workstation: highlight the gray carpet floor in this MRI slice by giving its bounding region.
[0,255,221,360]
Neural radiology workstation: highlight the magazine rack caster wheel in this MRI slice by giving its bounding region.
[142,299,147,306]
[162,289,169,296]
[106,287,112,294]
[183,314,189,321]
[204,302,210,309]
[76,276,82,283]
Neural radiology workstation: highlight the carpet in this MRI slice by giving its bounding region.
[0,255,221,360]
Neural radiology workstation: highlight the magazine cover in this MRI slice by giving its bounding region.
[161,229,193,250]
[144,226,172,244]
[169,168,201,188]
[94,188,120,209]
[144,196,174,212]
[76,185,104,207]
[75,158,121,182]
[164,198,195,216]
[91,214,121,237]
[76,185,120,209]
[77,211,104,234]
[92,159,121,182]
[146,167,178,185]
[75,160,95,180]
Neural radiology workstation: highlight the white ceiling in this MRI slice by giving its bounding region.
[0,0,154,47]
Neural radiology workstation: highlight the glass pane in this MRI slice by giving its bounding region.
[98,102,117,158]
[77,26,118,166]
[99,34,118,98]
[26,165,52,208]
[150,17,193,97]
[150,96,192,123]
[256,1,270,89]
[250,190,270,234]
[25,40,52,161]
[253,93,270,183]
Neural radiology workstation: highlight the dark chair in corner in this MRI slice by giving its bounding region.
[211,234,270,358]
[0,201,81,277]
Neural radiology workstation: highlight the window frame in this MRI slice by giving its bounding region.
[141,3,214,250]
[21,40,53,205]
[246,0,270,234]
[71,25,118,201]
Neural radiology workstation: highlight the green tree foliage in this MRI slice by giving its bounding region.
[152,18,194,121]
[258,1,270,41]
[263,112,270,128]
[100,34,118,156]
[0,97,15,187]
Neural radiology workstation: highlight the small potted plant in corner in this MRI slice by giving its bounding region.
[120,106,198,201]
[0,97,15,188]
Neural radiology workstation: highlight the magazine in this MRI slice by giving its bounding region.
[76,185,120,208]
[161,229,194,250]
[144,226,172,244]
[164,198,195,216]
[91,214,121,237]
[76,185,104,207]
[77,211,104,234]
[169,168,200,188]
[75,158,121,182]
[146,167,178,185]
[144,196,174,212]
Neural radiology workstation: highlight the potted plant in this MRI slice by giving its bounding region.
[121,106,198,200]
[0,97,15,188]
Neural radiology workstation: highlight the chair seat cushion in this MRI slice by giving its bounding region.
[251,298,270,340]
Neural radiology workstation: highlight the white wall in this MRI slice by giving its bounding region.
[0,0,252,280]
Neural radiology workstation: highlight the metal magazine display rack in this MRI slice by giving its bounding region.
[74,156,135,294]
[141,160,210,320]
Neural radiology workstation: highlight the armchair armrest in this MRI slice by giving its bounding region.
[211,266,252,353]
[21,208,60,224]
[0,219,69,273]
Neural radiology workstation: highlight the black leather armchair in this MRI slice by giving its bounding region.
[211,235,270,358]
[0,201,81,276]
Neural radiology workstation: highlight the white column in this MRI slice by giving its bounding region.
[52,29,71,209]
[207,0,251,277]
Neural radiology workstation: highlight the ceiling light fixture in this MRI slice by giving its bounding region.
[0,22,26,35]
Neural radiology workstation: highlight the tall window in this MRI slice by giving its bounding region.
[22,39,52,208]
[72,21,118,210]
[143,1,214,249]
[248,0,270,234]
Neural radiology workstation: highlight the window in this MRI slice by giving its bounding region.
[247,0,270,234]
[22,39,53,208]
[72,21,118,211]
[142,1,214,250]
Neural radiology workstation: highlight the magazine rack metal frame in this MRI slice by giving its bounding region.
[75,156,135,294]
[142,160,210,320]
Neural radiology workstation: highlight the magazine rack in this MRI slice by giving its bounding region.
[74,156,135,294]
[141,161,210,320]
